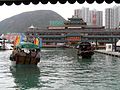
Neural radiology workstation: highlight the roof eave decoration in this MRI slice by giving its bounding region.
[29,25,35,29]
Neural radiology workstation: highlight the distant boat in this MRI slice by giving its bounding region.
[5,43,13,50]
[0,43,2,49]
[77,42,94,58]
[0,38,13,50]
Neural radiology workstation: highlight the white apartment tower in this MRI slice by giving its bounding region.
[96,11,103,27]
[113,6,120,28]
[105,6,120,29]
[74,8,90,24]
[74,9,82,18]
[74,7,103,26]
[105,8,113,29]
[81,7,89,24]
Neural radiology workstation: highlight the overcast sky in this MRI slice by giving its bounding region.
[0,1,118,23]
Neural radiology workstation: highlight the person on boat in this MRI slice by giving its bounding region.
[17,47,21,52]
[76,45,79,49]
[91,45,95,50]
[35,49,41,62]
[11,47,18,61]
[31,49,36,57]
[12,47,18,56]
[19,49,26,56]
[86,46,91,51]
[76,45,80,53]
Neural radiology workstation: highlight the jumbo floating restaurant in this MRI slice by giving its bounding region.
[25,16,120,49]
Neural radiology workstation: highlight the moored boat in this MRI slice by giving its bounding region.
[77,42,94,58]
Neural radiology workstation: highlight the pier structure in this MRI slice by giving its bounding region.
[94,50,120,57]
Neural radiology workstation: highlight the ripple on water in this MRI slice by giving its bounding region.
[0,49,120,90]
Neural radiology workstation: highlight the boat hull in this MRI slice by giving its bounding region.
[11,61,16,66]
[77,51,94,59]
[10,54,40,66]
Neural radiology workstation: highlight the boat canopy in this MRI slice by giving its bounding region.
[16,42,39,49]
[79,42,91,46]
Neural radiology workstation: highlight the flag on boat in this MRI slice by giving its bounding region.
[14,35,20,46]
[20,33,26,42]
[34,38,39,46]
[33,37,42,48]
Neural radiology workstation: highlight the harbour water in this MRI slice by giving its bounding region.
[0,48,120,90]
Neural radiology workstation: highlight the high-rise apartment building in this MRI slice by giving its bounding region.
[105,6,120,29]
[74,9,82,18]
[74,8,89,24]
[91,10,97,25]
[74,7,103,26]
[96,11,103,27]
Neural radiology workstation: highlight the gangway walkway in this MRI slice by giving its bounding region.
[94,50,120,57]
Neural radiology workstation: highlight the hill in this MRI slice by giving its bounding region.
[0,10,65,33]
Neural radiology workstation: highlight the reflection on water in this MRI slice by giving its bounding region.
[77,56,94,64]
[10,65,40,90]
[0,49,120,90]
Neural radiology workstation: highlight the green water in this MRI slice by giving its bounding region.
[0,48,120,90]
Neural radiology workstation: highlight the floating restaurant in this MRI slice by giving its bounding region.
[25,16,120,49]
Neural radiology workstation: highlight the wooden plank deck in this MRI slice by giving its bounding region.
[94,50,120,57]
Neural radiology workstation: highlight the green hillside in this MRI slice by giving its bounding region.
[0,10,65,33]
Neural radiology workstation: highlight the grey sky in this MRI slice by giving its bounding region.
[0,1,118,24]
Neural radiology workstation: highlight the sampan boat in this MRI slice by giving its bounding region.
[10,42,41,66]
[77,42,94,58]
